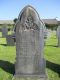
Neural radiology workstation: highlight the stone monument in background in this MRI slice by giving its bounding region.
[14,5,47,80]
[57,26,60,47]
[2,24,8,37]
[6,35,15,46]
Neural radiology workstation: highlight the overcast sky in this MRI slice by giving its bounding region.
[0,0,60,20]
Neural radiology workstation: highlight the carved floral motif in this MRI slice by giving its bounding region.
[24,16,39,30]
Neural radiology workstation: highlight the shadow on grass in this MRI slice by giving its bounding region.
[0,44,15,46]
[0,60,15,75]
[46,45,58,47]
[0,60,60,77]
[46,60,60,77]
[0,44,8,46]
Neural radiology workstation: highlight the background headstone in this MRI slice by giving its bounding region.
[6,35,15,46]
[56,26,60,47]
[14,5,47,80]
[2,24,8,37]
[0,28,2,32]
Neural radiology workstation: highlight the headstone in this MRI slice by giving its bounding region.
[44,27,48,39]
[56,26,60,47]
[14,5,47,80]
[2,24,8,37]
[0,28,2,32]
[6,35,15,46]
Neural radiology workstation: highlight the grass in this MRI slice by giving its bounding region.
[45,31,60,80]
[0,34,16,80]
[0,31,60,80]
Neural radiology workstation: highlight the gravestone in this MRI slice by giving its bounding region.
[6,35,15,46]
[44,27,48,39]
[14,5,47,80]
[0,28,2,32]
[2,24,8,37]
[57,26,60,47]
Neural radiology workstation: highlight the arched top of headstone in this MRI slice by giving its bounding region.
[18,5,40,21]
[16,5,42,31]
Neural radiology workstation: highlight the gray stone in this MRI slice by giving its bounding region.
[2,24,8,37]
[44,27,48,39]
[0,28,2,32]
[6,35,15,46]
[15,5,47,80]
[57,26,60,47]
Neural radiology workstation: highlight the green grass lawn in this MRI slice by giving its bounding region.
[0,31,60,80]
[45,31,60,80]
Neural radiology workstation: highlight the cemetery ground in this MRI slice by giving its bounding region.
[0,31,60,80]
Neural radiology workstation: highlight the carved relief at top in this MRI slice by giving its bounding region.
[24,16,39,30]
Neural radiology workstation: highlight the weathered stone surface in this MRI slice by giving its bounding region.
[15,5,47,80]
[13,76,47,80]
[2,24,8,37]
[57,26,60,47]
[57,26,60,37]
[6,35,15,46]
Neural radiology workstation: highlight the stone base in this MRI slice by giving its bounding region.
[12,74,47,80]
